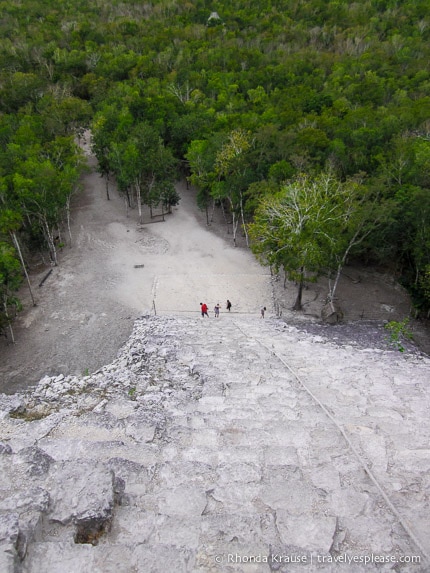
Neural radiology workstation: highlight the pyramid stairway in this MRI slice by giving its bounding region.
[0,315,429,572]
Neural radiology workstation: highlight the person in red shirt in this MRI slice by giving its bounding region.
[200,302,209,317]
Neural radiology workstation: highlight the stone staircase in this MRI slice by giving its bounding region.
[0,315,429,572]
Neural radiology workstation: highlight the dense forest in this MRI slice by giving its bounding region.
[1,0,430,335]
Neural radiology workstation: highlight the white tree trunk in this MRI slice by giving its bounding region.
[3,296,15,343]
[66,195,73,246]
[239,193,249,247]
[11,232,36,306]
[135,180,142,224]
[105,174,110,200]
[231,210,239,247]
[210,198,216,224]
[43,219,58,266]
[228,197,239,246]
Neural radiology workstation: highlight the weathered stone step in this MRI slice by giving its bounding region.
[2,315,429,572]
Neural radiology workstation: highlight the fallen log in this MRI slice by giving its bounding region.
[39,269,53,288]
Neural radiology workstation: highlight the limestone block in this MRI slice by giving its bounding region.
[90,544,134,573]
[0,513,19,545]
[0,442,12,455]
[307,464,341,493]
[124,420,156,444]
[327,489,371,519]
[15,510,44,560]
[21,541,95,573]
[0,395,25,418]
[263,446,299,467]
[0,487,50,514]
[16,446,54,477]
[130,544,195,573]
[107,507,155,544]
[396,449,430,472]
[157,461,216,489]
[276,511,337,552]
[105,400,137,420]
[46,460,114,527]
[208,484,262,513]
[0,546,16,573]
[149,514,201,548]
[158,485,207,517]
[216,462,261,484]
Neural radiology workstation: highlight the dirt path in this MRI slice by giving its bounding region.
[0,151,271,394]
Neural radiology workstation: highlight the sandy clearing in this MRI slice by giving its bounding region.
[0,150,272,394]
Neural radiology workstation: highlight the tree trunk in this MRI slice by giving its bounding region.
[135,181,142,224]
[239,193,249,247]
[227,197,238,245]
[3,295,15,343]
[328,225,366,301]
[105,174,110,201]
[328,265,342,303]
[231,210,239,247]
[148,175,156,219]
[125,188,132,209]
[209,198,216,224]
[65,195,73,247]
[220,201,229,233]
[11,232,36,306]
[293,267,304,310]
[43,219,58,266]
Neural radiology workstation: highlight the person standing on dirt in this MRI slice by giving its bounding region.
[226,300,232,312]
[200,302,209,318]
[260,306,266,318]
[214,303,220,318]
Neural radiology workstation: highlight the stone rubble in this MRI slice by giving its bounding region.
[0,314,429,572]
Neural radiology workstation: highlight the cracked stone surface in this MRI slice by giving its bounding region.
[0,315,429,572]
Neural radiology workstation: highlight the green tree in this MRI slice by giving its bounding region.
[249,172,375,310]
[0,207,36,307]
[108,122,178,221]
[0,242,22,343]
[214,128,254,246]
[12,147,83,265]
[92,106,134,200]
[185,138,219,225]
